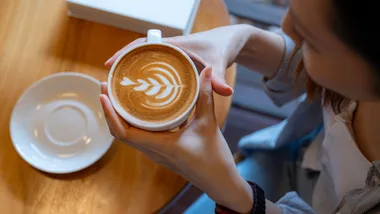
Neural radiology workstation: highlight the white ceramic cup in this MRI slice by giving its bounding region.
[108,29,200,132]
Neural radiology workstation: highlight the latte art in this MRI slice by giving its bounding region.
[120,62,185,110]
[111,45,197,123]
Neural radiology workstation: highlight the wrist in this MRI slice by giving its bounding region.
[208,173,253,213]
[234,24,263,62]
[228,24,259,63]
[230,178,254,213]
[236,25,285,78]
[216,181,269,214]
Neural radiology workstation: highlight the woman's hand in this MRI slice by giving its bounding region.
[105,25,260,97]
[100,67,253,213]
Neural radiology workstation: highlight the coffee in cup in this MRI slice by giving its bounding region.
[108,30,199,131]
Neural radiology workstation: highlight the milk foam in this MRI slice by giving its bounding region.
[119,62,184,110]
[112,45,197,123]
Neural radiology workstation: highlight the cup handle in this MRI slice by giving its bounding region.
[147,29,162,43]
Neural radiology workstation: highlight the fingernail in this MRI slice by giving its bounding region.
[105,58,112,66]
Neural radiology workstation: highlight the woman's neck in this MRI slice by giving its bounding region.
[353,101,380,162]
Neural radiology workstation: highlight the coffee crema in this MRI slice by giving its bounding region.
[111,45,197,123]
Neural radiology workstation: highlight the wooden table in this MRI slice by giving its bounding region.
[0,0,236,213]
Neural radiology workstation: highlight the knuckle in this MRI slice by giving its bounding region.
[117,131,128,141]
[201,90,213,102]
[196,117,212,130]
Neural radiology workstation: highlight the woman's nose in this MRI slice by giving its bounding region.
[281,10,303,47]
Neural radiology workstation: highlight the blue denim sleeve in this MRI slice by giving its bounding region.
[276,192,316,214]
[261,30,306,107]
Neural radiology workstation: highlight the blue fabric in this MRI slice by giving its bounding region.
[276,192,316,214]
[185,154,315,214]
[184,194,214,214]
[185,147,293,214]
[238,120,288,151]
[238,98,323,154]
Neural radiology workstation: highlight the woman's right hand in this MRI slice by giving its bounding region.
[100,67,254,213]
[105,24,259,96]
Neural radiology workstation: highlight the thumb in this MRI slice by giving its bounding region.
[195,66,215,118]
[211,64,234,97]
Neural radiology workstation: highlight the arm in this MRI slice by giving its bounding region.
[235,25,306,106]
[196,157,282,213]
[105,24,303,101]
[211,175,314,214]
[235,25,285,79]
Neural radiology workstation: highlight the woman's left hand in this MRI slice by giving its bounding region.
[99,67,253,213]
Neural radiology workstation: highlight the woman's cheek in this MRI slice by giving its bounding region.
[302,48,337,90]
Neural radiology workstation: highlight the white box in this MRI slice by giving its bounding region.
[67,0,200,36]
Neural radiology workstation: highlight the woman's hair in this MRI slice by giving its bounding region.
[298,0,379,113]
[331,0,379,77]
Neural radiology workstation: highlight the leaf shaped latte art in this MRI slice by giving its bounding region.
[120,62,185,109]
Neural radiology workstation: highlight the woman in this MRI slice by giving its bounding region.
[100,0,380,213]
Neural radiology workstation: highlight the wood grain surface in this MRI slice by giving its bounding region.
[0,0,236,213]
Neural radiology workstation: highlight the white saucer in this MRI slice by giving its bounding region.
[10,72,114,174]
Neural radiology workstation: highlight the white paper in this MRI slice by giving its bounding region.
[67,0,200,36]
